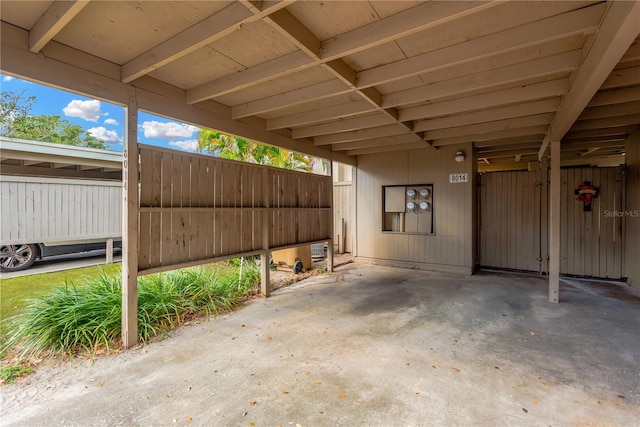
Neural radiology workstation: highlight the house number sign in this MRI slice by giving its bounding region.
[449,173,468,183]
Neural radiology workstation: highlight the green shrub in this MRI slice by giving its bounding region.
[2,260,262,360]
[0,364,33,384]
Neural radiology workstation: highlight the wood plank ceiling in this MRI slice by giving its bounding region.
[1,1,638,170]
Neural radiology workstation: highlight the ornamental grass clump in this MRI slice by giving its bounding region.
[2,260,261,360]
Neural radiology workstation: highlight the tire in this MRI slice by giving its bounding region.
[0,244,38,272]
[292,259,304,274]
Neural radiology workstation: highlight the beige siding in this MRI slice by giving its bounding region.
[356,144,474,274]
[479,170,542,272]
[137,145,332,274]
[333,183,352,253]
[624,133,640,288]
[0,175,121,244]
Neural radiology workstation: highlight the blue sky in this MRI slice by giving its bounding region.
[1,74,201,152]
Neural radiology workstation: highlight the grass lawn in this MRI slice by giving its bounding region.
[0,264,122,343]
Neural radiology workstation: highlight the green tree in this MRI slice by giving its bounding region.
[1,90,109,149]
[197,128,314,172]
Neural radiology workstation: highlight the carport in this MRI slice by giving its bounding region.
[1,1,639,349]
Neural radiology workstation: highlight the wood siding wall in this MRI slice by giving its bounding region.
[137,145,332,274]
[0,175,121,244]
[624,133,640,288]
[355,144,474,274]
[479,166,624,279]
[479,171,543,272]
[333,183,352,253]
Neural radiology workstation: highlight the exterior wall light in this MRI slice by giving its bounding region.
[455,150,466,163]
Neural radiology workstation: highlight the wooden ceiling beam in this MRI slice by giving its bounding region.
[319,1,500,61]
[399,79,568,122]
[186,51,312,104]
[357,3,605,88]
[563,125,639,140]
[122,1,291,83]
[570,114,640,131]
[29,0,90,53]
[600,65,640,90]
[314,124,410,146]
[292,114,395,139]
[423,113,554,141]
[539,0,640,158]
[578,101,640,121]
[383,51,581,108]
[330,134,418,152]
[266,100,376,130]
[588,85,640,106]
[232,79,349,119]
[347,142,428,157]
[474,136,544,148]
[433,125,549,146]
[414,98,561,132]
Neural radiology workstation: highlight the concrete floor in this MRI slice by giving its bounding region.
[2,263,639,426]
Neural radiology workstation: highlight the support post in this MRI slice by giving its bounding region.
[261,168,271,297]
[106,238,114,264]
[122,92,139,348]
[327,160,334,272]
[548,140,560,303]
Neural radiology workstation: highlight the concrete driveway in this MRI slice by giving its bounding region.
[2,263,639,426]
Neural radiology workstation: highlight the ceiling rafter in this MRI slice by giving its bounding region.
[399,79,568,122]
[357,3,605,88]
[292,113,396,139]
[332,134,428,152]
[414,98,561,133]
[319,1,500,61]
[539,0,640,158]
[433,125,549,146]
[383,51,581,108]
[121,1,292,83]
[29,1,90,53]
[232,79,349,119]
[261,6,427,146]
[347,142,427,157]
[423,113,554,141]
[314,124,409,146]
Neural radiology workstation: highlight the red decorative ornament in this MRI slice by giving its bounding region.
[575,181,599,212]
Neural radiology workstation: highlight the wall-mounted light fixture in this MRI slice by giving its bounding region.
[455,150,466,163]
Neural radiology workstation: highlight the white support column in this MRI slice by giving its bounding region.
[106,238,114,264]
[548,140,561,303]
[122,91,139,348]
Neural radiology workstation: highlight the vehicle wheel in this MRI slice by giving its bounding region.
[292,259,304,274]
[0,244,38,272]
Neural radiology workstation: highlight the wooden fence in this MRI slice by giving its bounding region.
[137,145,332,274]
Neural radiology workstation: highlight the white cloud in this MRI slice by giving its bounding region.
[87,126,122,144]
[169,139,199,152]
[63,99,102,122]
[104,118,119,126]
[3,76,14,82]
[141,121,199,140]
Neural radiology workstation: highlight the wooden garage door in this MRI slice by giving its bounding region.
[479,167,624,279]
[479,170,543,272]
